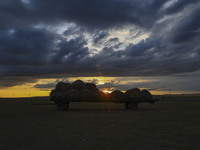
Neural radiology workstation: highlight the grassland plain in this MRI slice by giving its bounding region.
[0,97,200,150]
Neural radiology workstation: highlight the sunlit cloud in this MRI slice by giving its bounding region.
[161,0,179,11]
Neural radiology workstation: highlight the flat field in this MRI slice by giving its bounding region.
[0,97,199,150]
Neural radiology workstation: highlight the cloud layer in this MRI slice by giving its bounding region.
[0,0,200,90]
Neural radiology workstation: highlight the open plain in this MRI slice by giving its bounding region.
[0,97,200,150]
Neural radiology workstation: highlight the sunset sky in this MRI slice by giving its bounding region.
[0,0,200,97]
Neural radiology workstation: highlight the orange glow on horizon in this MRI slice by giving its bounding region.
[0,77,198,98]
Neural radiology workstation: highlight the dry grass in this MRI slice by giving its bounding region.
[0,97,200,150]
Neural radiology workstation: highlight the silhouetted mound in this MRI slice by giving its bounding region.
[141,89,153,102]
[64,89,79,101]
[71,80,85,91]
[110,90,125,102]
[85,83,99,93]
[125,88,141,102]
[80,89,95,101]
[50,90,65,102]
[56,82,71,92]
[50,80,156,104]
[50,80,101,102]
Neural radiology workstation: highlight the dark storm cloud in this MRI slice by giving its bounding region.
[0,0,197,30]
[0,0,200,90]
[164,0,200,14]
[170,9,200,44]
[91,32,200,76]
[125,38,161,56]
[0,0,142,30]
[0,28,56,66]
[34,82,56,90]
[0,27,93,77]
[0,76,37,88]
[93,31,110,46]
[104,38,121,48]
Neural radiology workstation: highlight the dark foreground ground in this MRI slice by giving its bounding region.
[0,97,200,150]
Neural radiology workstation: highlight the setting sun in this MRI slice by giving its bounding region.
[103,90,112,94]
[98,81,105,85]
